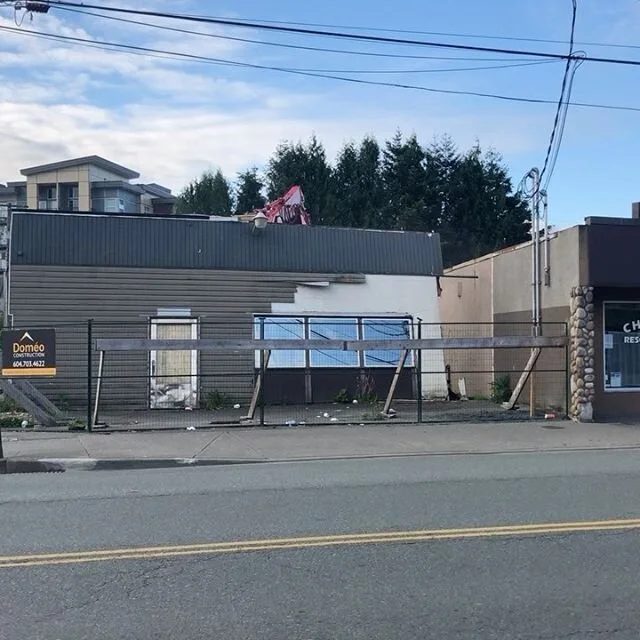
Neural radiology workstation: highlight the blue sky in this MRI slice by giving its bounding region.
[1,0,639,228]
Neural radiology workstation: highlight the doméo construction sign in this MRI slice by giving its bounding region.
[2,329,56,376]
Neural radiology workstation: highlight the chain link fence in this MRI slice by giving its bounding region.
[0,319,568,430]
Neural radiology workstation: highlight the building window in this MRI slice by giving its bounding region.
[38,185,57,210]
[104,198,125,212]
[309,317,359,367]
[60,184,79,211]
[362,318,414,367]
[603,302,640,390]
[254,315,414,369]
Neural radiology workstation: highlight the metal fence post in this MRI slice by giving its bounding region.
[87,319,93,432]
[416,321,423,423]
[565,322,570,419]
[259,317,265,426]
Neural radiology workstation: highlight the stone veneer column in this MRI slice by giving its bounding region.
[569,285,595,422]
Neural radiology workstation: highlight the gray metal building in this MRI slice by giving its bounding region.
[8,211,444,410]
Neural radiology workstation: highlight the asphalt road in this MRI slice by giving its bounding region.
[2,451,640,639]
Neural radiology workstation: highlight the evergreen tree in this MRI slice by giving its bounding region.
[235,167,266,214]
[266,135,334,224]
[177,169,233,215]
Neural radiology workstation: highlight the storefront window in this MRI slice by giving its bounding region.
[362,318,414,367]
[254,315,414,369]
[309,318,359,367]
[253,317,305,368]
[604,302,640,390]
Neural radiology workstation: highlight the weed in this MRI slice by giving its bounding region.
[0,415,29,429]
[490,374,512,404]
[0,395,19,412]
[56,394,71,411]
[203,390,232,411]
[334,388,351,404]
[355,374,378,404]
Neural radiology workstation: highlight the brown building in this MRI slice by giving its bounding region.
[439,208,640,423]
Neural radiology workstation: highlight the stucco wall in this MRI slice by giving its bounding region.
[439,258,493,324]
[26,167,91,210]
[493,226,581,317]
[438,258,494,398]
[272,274,447,397]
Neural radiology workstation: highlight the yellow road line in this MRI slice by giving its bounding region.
[2,518,639,569]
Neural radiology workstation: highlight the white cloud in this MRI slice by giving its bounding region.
[0,1,559,193]
[0,97,549,190]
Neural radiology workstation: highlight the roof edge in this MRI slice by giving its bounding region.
[21,155,140,180]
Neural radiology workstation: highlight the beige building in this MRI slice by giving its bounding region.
[440,210,640,422]
[1,156,176,214]
[439,224,580,415]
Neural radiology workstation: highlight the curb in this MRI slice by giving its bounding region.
[3,444,640,473]
[0,457,259,474]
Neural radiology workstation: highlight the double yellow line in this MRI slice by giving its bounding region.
[2,518,640,569]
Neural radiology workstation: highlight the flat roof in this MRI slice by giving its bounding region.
[21,155,140,180]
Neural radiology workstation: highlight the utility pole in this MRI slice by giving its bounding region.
[521,169,543,417]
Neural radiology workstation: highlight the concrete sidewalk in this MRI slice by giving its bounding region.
[3,420,640,473]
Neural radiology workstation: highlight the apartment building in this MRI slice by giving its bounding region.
[0,155,176,214]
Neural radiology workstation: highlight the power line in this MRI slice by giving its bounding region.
[33,0,640,67]
[3,24,640,114]
[542,56,584,191]
[10,0,634,55]
[140,10,640,54]
[53,6,561,64]
[0,26,556,75]
[539,0,578,188]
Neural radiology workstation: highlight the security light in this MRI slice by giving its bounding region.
[252,211,268,232]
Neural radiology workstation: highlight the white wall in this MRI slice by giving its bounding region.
[272,274,448,398]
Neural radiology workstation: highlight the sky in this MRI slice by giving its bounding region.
[1,0,640,228]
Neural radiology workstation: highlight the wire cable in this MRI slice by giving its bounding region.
[52,6,561,64]
[2,24,640,115]
[11,0,638,54]
[0,25,556,75]
[132,10,640,54]
[542,55,585,191]
[539,0,578,187]
[34,0,640,67]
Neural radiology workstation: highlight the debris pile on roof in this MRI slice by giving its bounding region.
[239,185,310,225]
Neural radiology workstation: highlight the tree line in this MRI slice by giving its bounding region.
[177,132,530,267]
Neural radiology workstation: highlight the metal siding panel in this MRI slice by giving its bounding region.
[12,213,443,276]
[9,265,314,408]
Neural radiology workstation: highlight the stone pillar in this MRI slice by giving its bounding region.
[569,286,595,422]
